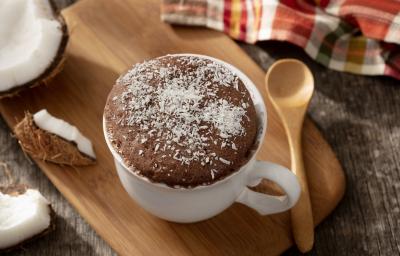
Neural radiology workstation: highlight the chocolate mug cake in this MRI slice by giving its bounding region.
[103,54,300,223]
[104,55,258,187]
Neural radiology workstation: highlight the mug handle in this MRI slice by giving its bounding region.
[235,160,301,215]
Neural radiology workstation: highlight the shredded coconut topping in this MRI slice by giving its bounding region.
[108,55,253,170]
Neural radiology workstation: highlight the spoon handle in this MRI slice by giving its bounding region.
[289,135,314,252]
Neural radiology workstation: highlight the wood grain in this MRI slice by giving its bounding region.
[0,0,345,255]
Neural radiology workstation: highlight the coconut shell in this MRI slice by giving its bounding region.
[0,2,69,99]
[0,184,56,253]
[14,112,96,166]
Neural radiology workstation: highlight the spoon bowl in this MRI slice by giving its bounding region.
[267,59,314,108]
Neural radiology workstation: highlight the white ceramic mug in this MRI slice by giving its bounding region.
[103,54,301,223]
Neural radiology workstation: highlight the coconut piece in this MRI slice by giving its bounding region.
[0,0,69,99]
[14,110,96,166]
[33,109,96,159]
[0,184,55,252]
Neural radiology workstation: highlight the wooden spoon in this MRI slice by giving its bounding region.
[265,59,315,252]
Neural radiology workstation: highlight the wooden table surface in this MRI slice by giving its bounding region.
[2,1,399,255]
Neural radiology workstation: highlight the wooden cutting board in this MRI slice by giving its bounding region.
[0,0,345,255]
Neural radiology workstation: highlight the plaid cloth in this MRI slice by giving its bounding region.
[161,0,400,79]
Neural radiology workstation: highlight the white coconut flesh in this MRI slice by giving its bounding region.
[0,189,51,249]
[33,109,96,159]
[0,0,63,91]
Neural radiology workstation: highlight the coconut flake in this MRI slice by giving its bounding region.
[210,169,218,180]
[0,0,63,91]
[219,157,231,165]
[0,189,51,250]
[232,143,237,150]
[33,109,96,159]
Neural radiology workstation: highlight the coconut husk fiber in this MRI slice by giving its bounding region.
[14,112,95,166]
[0,184,56,253]
[0,8,69,99]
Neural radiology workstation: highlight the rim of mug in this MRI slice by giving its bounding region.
[103,53,268,191]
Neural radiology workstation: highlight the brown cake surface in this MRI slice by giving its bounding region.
[104,55,258,187]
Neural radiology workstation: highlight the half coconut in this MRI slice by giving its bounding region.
[0,0,69,98]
